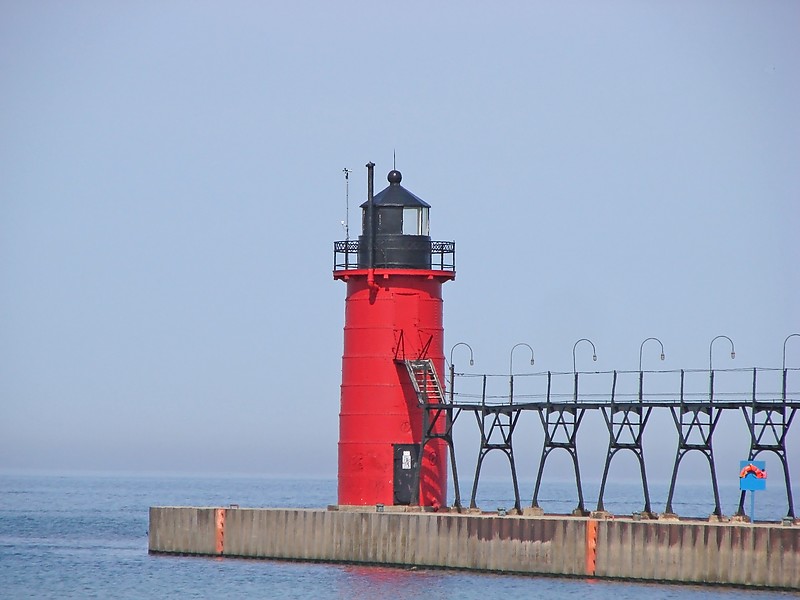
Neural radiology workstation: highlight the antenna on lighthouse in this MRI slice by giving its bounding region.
[342,167,351,241]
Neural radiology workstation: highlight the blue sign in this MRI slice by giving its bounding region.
[739,460,767,491]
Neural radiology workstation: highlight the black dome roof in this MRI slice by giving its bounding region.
[360,170,430,209]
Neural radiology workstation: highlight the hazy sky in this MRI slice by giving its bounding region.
[1,2,798,507]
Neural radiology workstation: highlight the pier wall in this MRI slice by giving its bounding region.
[148,507,799,590]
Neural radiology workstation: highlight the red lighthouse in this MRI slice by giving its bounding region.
[333,163,455,507]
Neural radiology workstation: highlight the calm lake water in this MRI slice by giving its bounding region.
[0,473,794,598]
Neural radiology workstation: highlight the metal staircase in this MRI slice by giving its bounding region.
[402,357,461,508]
[403,359,446,406]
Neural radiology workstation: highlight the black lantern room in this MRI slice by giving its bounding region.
[358,169,432,269]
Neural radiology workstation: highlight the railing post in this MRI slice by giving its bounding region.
[638,369,644,403]
[449,363,455,404]
[574,371,579,403]
[709,369,715,404]
[546,371,552,405]
[611,370,617,403]
[783,368,787,403]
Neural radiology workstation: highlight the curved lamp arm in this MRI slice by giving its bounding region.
[709,335,735,371]
[639,337,665,372]
[450,342,474,368]
[509,342,535,376]
[573,338,597,374]
[784,334,800,371]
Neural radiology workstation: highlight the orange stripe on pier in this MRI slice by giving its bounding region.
[214,508,226,555]
[585,519,598,576]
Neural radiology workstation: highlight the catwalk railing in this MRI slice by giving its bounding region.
[416,366,799,519]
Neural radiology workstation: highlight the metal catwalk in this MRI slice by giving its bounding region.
[412,364,799,519]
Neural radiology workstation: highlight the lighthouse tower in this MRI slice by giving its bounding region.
[333,163,455,507]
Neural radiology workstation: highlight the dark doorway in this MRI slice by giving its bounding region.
[393,444,420,505]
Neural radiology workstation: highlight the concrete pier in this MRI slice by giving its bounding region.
[149,507,800,590]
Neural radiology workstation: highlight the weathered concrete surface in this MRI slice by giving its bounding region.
[148,507,799,590]
[148,507,218,556]
[595,519,800,589]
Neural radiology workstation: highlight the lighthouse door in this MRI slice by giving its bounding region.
[393,443,420,505]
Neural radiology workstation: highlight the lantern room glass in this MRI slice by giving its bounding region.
[403,207,429,235]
